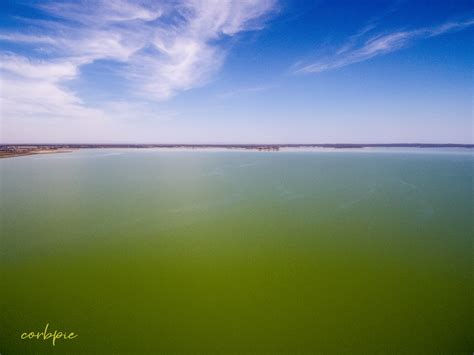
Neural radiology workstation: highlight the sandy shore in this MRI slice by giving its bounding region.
[0,149,73,159]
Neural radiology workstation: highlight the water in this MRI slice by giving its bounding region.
[1,149,472,353]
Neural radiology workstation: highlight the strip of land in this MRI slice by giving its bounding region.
[0,143,472,159]
[0,147,73,159]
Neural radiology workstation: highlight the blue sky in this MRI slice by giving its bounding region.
[0,0,472,143]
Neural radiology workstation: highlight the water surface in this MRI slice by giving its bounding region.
[1,149,472,353]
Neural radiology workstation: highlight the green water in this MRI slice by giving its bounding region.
[1,149,472,354]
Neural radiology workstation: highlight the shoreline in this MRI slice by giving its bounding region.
[0,149,73,159]
[1,144,472,159]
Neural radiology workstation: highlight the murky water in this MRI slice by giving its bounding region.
[1,149,472,353]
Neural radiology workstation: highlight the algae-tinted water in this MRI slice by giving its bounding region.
[1,149,472,353]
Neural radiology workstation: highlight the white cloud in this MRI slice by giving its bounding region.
[218,85,275,99]
[0,33,56,44]
[294,18,474,74]
[0,0,276,142]
[128,0,277,100]
[1,0,276,99]
[38,0,164,25]
[0,54,80,81]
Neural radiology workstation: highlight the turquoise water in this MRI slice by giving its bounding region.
[1,149,472,353]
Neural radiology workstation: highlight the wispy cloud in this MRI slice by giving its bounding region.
[0,0,277,142]
[217,85,275,99]
[0,0,277,99]
[294,18,474,74]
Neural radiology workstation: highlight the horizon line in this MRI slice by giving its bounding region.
[1,143,473,147]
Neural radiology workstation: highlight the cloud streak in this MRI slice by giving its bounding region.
[217,85,275,99]
[0,0,277,142]
[0,0,277,100]
[294,18,474,74]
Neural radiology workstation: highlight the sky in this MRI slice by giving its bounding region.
[0,0,472,144]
